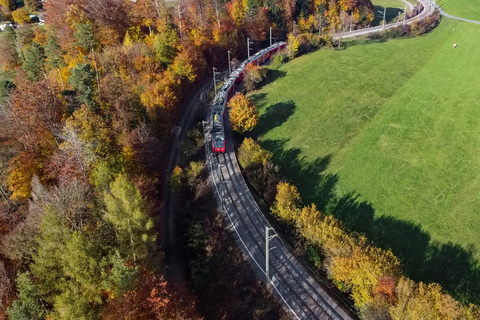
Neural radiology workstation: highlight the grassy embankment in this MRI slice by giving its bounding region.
[250,18,480,303]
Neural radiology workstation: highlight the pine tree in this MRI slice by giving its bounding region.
[68,63,96,110]
[74,23,101,95]
[6,272,46,320]
[103,174,155,263]
[22,42,46,81]
[44,35,65,89]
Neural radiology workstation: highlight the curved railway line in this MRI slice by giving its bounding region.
[200,0,436,318]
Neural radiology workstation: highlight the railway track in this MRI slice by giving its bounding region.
[204,1,436,318]
[204,123,357,320]
[338,0,436,39]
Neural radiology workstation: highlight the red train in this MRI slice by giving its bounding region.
[210,42,286,153]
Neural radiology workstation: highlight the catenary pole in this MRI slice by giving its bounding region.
[227,51,231,75]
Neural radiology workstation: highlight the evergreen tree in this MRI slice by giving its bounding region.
[101,252,139,297]
[44,35,65,89]
[74,23,101,95]
[68,63,96,110]
[154,25,179,66]
[30,206,70,302]
[22,42,46,81]
[103,174,155,263]
[6,272,46,320]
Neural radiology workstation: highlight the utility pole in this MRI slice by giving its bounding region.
[350,12,353,32]
[383,7,386,27]
[227,51,232,75]
[270,26,272,46]
[265,226,278,281]
[247,37,253,58]
[318,14,322,36]
[378,8,386,28]
[213,67,219,96]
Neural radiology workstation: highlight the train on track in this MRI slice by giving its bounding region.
[210,42,286,153]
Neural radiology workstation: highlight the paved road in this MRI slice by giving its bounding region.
[202,1,438,319]
[435,4,480,24]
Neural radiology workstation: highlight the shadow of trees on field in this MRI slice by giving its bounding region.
[257,100,296,134]
[260,137,480,305]
[259,69,287,89]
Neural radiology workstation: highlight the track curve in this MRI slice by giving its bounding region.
[205,1,436,318]
[338,0,435,39]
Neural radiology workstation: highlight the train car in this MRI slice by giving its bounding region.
[211,111,225,153]
[210,42,286,154]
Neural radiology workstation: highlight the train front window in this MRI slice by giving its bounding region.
[213,139,224,149]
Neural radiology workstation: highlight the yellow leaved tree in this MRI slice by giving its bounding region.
[238,137,272,169]
[270,182,300,224]
[12,8,30,25]
[228,92,259,133]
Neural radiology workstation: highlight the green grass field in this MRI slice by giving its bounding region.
[441,0,480,21]
[250,18,480,302]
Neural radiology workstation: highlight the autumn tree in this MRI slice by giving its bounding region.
[271,182,300,223]
[0,27,22,69]
[243,63,268,91]
[238,137,272,169]
[390,277,463,320]
[228,92,259,133]
[331,246,402,308]
[100,273,201,320]
[24,0,41,13]
[227,0,247,26]
[169,166,182,191]
[238,137,280,203]
[3,79,63,200]
[11,8,30,25]
[0,0,14,11]
[287,33,299,59]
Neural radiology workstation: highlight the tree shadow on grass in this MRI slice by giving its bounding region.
[261,137,480,305]
[258,69,287,89]
[250,100,296,140]
[372,5,404,26]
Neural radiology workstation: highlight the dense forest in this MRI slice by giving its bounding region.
[0,0,376,318]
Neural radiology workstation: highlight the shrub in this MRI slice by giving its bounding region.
[270,52,286,69]
[243,64,268,91]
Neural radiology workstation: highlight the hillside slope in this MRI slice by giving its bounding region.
[251,18,480,302]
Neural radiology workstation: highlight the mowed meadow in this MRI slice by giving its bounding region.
[250,18,480,303]
[441,0,480,21]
